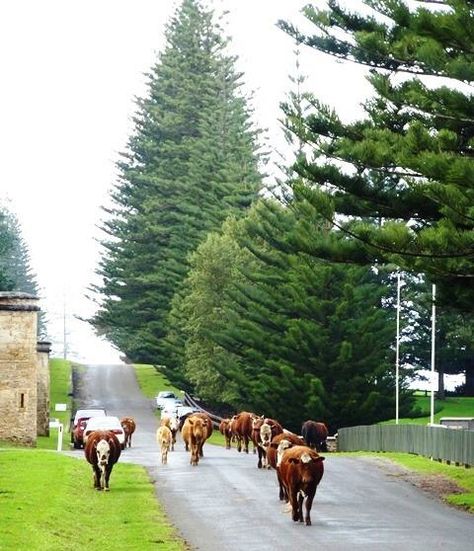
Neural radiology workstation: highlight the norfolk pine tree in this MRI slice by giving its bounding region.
[91,0,262,364]
[279,0,474,310]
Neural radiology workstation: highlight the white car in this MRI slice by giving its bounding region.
[82,415,126,448]
[176,405,199,420]
[155,390,183,410]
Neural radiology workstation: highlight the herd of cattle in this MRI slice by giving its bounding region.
[82,410,327,526]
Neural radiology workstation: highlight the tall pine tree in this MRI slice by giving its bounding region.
[91,0,262,363]
[279,0,474,311]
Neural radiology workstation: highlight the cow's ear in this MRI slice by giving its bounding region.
[316,456,325,462]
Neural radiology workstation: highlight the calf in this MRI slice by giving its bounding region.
[279,445,325,526]
[120,416,136,448]
[182,415,206,466]
[169,416,179,451]
[301,420,328,452]
[156,425,173,464]
[84,430,121,491]
[219,418,233,450]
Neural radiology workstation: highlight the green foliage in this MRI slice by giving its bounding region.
[0,450,185,550]
[279,0,474,312]
[91,0,262,366]
[171,200,413,432]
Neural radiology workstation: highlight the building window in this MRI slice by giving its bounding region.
[20,393,25,409]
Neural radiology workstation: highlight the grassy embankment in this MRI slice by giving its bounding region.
[0,359,186,550]
[133,363,225,446]
[384,393,474,425]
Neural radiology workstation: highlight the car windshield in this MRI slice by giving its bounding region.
[158,391,176,399]
[86,416,121,431]
[73,409,106,425]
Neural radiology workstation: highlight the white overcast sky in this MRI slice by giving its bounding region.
[0,0,374,363]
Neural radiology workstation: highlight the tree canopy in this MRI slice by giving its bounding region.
[91,0,263,363]
[279,0,474,311]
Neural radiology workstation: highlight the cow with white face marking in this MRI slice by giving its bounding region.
[84,430,121,491]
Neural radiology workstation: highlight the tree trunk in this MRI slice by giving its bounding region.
[437,364,446,400]
[464,363,474,396]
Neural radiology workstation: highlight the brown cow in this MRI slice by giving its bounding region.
[191,412,213,457]
[182,415,206,466]
[156,425,173,464]
[84,430,121,491]
[219,418,233,450]
[229,411,255,454]
[120,416,136,448]
[301,420,328,452]
[279,445,325,526]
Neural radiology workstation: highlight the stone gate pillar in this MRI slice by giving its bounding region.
[37,340,52,436]
[0,292,40,446]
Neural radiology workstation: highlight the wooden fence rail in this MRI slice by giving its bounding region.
[338,424,474,467]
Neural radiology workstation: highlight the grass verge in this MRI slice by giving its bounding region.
[0,449,186,551]
[387,396,474,425]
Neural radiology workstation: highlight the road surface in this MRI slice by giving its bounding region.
[70,364,474,550]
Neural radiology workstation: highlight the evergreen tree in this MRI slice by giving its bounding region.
[279,0,474,311]
[0,204,47,336]
[91,0,262,364]
[176,201,413,432]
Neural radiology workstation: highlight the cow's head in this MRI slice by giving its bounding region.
[260,423,273,447]
[276,439,293,467]
[96,439,110,468]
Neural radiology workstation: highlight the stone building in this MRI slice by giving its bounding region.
[0,292,40,446]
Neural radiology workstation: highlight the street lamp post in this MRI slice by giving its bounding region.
[430,283,437,425]
[395,272,401,425]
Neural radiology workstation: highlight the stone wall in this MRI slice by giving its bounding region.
[0,292,40,446]
[36,340,52,436]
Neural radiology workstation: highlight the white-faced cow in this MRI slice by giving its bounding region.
[84,430,121,491]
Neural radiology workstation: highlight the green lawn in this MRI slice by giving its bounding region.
[0,449,185,550]
[133,364,184,400]
[37,358,74,450]
[384,396,474,425]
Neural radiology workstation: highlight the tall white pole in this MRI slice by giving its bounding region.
[395,273,401,424]
[430,283,437,425]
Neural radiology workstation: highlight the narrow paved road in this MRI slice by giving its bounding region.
[71,364,474,550]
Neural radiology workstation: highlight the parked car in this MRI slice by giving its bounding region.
[82,415,126,448]
[70,407,107,449]
[155,390,182,410]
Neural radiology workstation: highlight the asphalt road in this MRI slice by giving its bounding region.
[70,363,474,551]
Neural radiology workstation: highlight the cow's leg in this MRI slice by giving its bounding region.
[243,435,249,454]
[99,465,107,491]
[92,465,101,490]
[297,492,305,523]
[304,489,316,526]
[289,489,299,522]
[277,472,288,502]
[236,435,242,453]
[104,466,111,492]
